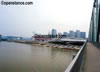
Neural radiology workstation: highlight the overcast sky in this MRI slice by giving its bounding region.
[0,0,93,37]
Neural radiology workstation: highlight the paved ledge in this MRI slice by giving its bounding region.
[83,42,100,72]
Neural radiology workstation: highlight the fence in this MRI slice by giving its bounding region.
[65,40,87,72]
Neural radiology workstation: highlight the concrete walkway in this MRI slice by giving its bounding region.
[83,42,100,72]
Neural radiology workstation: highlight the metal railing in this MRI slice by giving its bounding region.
[65,40,87,72]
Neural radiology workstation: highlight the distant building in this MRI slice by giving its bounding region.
[51,29,57,38]
[52,29,57,35]
[4,36,23,40]
[63,32,68,37]
[58,33,62,35]
[58,32,62,38]
[69,30,75,38]
[75,30,81,38]
[81,32,86,39]
[67,33,70,37]
[0,34,2,41]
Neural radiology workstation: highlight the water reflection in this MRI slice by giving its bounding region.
[0,41,77,72]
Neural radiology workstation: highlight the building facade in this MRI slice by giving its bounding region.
[75,30,81,38]
[81,32,86,39]
[69,30,75,38]
[51,29,57,38]
[0,34,2,41]
[63,32,68,37]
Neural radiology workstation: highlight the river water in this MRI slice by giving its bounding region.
[0,41,77,72]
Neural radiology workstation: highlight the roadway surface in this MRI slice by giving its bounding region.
[83,42,100,72]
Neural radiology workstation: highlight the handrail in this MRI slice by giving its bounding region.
[65,40,87,72]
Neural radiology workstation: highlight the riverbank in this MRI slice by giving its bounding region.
[6,40,81,51]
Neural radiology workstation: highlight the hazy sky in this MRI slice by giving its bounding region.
[0,0,93,37]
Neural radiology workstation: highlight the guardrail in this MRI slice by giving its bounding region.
[65,40,87,72]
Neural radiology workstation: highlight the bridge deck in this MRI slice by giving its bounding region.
[83,42,100,72]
